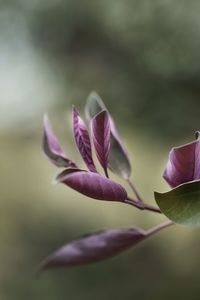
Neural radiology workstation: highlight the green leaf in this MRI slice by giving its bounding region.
[85,91,106,121]
[155,180,200,227]
[109,135,131,179]
[85,92,132,179]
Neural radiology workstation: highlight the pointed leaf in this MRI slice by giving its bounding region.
[155,180,200,226]
[40,228,146,270]
[73,107,97,172]
[85,92,131,179]
[85,91,106,121]
[92,110,110,174]
[163,136,200,188]
[43,115,77,168]
[56,169,127,201]
[55,167,82,180]
[108,135,132,179]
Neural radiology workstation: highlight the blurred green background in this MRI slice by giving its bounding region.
[1,0,200,299]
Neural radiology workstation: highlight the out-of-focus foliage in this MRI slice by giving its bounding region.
[1,0,200,139]
[33,0,200,140]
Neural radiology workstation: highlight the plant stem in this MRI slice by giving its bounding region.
[104,168,109,178]
[125,179,161,213]
[146,220,175,236]
[127,178,143,202]
[125,197,161,213]
[142,203,161,213]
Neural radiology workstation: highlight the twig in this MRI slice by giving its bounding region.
[126,178,143,202]
[125,197,161,213]
[104,168,109,178]
[146,220,175,236]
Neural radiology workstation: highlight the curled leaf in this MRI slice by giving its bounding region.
[85,92,131,179]
[43,115,77,168]
[73,107,97,172]
[56,169,127,201]
[155,180,200,227]
[40,228,146,271]
[163,135,200,188]
[92,110,110,174]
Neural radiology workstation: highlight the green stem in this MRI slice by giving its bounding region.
[127,178,143,202]
[146,220,175,236]
[125,197,161,213]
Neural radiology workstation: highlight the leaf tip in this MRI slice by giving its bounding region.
[72,105,78,116]
[52,175,59,185]
[195,131,200,140]
[88,90,101,102]
[43,112,48,123]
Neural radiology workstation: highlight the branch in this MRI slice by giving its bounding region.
[125,197,161,213]
[146,220,175,236]
[126,178,143,202]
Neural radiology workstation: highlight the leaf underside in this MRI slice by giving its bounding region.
[155,180,200,226]
[56,169,128,201]
[40,228,146,271]
[163,138,200,188]
[73,107,97,172]
[92,110,110,173]
[43,115,77,168]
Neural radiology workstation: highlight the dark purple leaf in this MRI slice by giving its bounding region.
[43,115,77,168]
[56,169,127,201]
[55,167,83,177]
[92,110,110,174]
[85,92,132,179]
[73,107,97,172]
[40,228,146,270]
[163,135,200,188]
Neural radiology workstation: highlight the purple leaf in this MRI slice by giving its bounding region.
[40,228,146,270]
[43,115,77,168]
[56,169,127,201]
[85,92,132,179]
[92,110,110,175]
[163,135,200,188]
[73,107,97,173]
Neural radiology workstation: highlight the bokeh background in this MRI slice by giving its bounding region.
[1,1,200,299]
